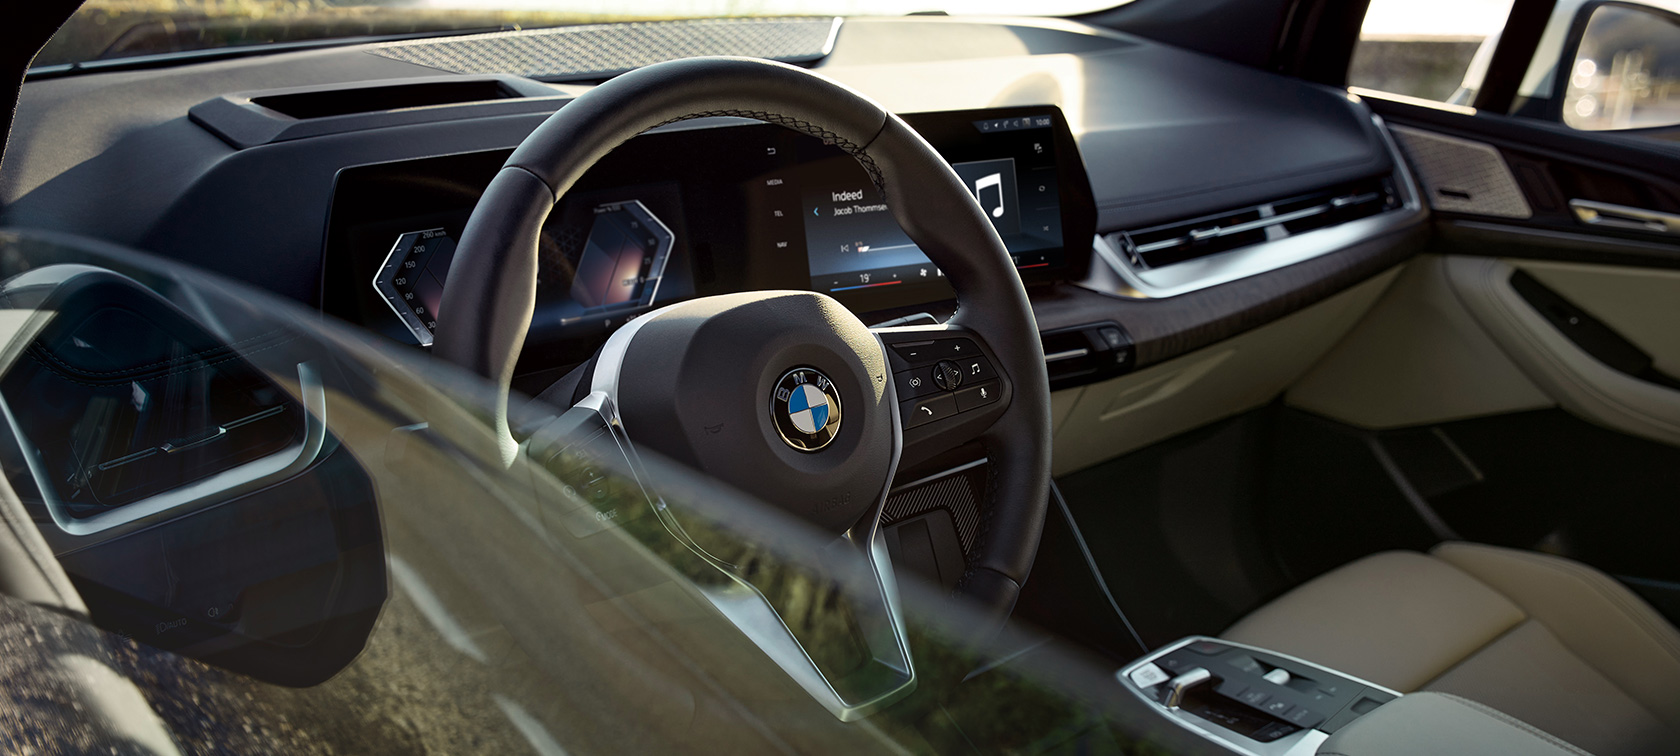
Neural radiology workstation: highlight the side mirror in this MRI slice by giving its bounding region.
[1561,1,1680,130]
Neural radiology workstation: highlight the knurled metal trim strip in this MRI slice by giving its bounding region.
[366,17,841,80]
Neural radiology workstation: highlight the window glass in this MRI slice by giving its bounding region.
[1348,0,1517,104]
[0,228,1148,754]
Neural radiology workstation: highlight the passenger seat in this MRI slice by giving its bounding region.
[1221,543,1680,756]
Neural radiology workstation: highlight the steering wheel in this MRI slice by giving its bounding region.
[433,57,1051,624]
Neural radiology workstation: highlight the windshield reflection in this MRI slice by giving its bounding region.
[0,228,1202,754]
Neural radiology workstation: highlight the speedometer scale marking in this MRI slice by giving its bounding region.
[372,228,456,346]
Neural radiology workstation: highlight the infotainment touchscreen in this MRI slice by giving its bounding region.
[800,114,1069,297]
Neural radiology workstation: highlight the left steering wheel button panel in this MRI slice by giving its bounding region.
[902,393,958,428]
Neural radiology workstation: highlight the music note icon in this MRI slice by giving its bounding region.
[974,172,1005,219]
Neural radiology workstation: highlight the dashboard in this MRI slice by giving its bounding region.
[2,16,1420,378]
[323,107,1096,352]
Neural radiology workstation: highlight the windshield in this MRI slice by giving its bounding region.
[36,0,1125,70]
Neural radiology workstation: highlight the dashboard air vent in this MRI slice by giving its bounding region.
[190,75,566,149]
[1116,176,1400,270]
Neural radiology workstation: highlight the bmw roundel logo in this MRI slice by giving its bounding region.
[771,368,843,452]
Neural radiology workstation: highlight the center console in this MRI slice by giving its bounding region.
[1118,637,1400,755]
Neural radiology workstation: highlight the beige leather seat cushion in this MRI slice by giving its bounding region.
[1318,691,1593,756]
[1223,543,1680,756]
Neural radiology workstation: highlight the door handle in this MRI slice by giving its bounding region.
[1569,199,1680,234]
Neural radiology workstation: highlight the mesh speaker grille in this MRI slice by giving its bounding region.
[366,17,840,80]
[1391,125,1533,219]
[883,466,985,554]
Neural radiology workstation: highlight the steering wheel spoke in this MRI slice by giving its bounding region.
[522,393,917,721]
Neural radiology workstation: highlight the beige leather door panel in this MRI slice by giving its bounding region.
[1517,261,1680,377]
[1447,256,1680,448]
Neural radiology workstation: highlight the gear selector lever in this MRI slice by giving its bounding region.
[1162,667,1213,709]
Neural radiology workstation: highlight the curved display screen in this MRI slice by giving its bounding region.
[325,106,1095,350]
[799,116,1067,296]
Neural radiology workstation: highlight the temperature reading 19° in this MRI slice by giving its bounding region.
[373,228,456,346]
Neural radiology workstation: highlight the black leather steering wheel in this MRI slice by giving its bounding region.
[434,57,1051,621]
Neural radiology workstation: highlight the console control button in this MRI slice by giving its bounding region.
[1191,704,1250,731]
[1262,700,1292,716]
[1127,663,1170,689]
[1099,326,1127,350]
[902,394,957,428]
[1283,705,1323,728]
[1252,722,1299,743]
[1235,688,1271,707]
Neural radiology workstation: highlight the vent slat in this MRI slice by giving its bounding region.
[1118,176,1399,270]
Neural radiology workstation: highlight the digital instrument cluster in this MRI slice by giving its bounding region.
[326,106,1094,351]
[371,201,676,346]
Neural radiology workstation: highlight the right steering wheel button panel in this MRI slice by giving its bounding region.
[894,340,1000,427]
